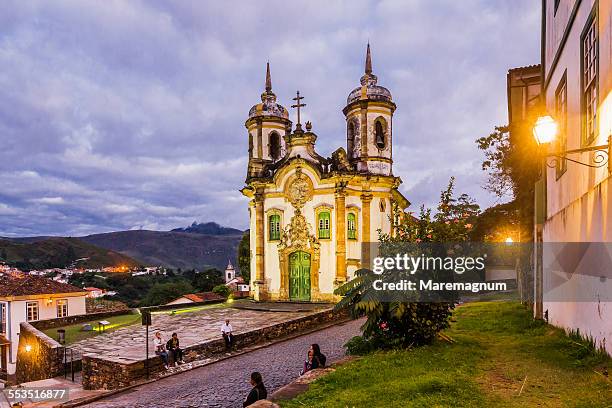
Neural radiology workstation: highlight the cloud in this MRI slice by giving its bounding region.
[0,0,539,236]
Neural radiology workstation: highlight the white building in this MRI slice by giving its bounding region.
[241,45,410,302]
[539,0,612,354]
[0,275,87,378]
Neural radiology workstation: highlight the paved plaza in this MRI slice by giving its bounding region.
[84,318,363,408]
[71,302,330,362]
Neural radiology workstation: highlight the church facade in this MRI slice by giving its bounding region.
[241,45,410,302]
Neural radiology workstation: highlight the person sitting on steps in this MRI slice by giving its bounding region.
[166,332,185,366]
[221,319,234,351]
[153,331,170,370]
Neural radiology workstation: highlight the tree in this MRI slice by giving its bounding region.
[336,178,480,352]
[192,268,224,292]
[476,125,540,238]
[0,249,7,261]
[212,284,231,298]
[237,231,250,283]
[141,281,194,306]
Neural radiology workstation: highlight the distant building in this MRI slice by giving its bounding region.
[224,260,236,283]
[0,275,87,378]
[84,287,105,298]
[166,292,225,305]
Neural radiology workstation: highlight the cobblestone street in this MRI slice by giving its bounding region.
[84,318,363,408]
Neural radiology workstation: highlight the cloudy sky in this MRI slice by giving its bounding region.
[0,0,540,237]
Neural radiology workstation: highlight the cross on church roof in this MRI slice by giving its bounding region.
[291,90,306,131]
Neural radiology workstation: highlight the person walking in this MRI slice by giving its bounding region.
[153,331,169,370]
[243,371,267,407]
[221,319,234,351]
[166,332,184,366]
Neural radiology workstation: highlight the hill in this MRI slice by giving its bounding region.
[171,221,243,235]
[80,229,243,271]
[0,237,141,271]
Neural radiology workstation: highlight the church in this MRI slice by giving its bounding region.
[241,45,410,302]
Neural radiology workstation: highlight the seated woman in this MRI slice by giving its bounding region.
[243,371,267,407]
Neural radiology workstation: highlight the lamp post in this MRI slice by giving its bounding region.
[532,115,612,319]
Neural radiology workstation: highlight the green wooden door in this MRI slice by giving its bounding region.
[289,251,311,301]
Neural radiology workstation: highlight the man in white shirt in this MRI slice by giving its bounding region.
[153,331,169,369]
[221,319,233,351]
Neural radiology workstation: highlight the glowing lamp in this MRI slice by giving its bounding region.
[533,115,558,145]
[505,237,514,244]
[25,345,32,352]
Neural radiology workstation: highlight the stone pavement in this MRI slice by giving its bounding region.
[71,303,320,362]
[82,318,362,408]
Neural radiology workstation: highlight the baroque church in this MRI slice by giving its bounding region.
[241,45,410,302]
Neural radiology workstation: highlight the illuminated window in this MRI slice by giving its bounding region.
[269,214,281,241]
[318,211,331,239]
[347,213,357,240]
[582,14,598,144]
[26,301,39,322]
[57,299,68,318]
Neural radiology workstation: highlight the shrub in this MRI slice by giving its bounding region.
[212,284,231,298]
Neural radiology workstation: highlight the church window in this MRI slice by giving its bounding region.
[269,132,281,160]
[347,213,357,240]
[375,119,386,149]
[269,214,281,241]
[318,211,331,239]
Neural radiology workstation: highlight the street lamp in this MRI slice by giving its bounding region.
[533,115,612,172]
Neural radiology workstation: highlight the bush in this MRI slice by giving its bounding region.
[345,336,376,355]
[212,284,231,298]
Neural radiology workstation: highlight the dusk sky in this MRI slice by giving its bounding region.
[0,1,540,237]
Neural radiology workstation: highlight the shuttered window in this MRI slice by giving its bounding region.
[318,212,331,239]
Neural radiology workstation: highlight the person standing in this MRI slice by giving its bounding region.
[221,319,233,351]
[243,371,267,407]
[166,332,184,366]
[153,331,169,370]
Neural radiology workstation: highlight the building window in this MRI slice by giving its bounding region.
[582,14,598,144]
[555,74,567,177]
[347,213,357,240]
[0,303,6,335]
[26,301,39,322]
[56,299,68,318]
[318,211,331,239]
[269,132,281,160]
[375,120,386,149]
[269,214,281,241]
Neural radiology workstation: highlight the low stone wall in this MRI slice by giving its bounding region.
[142,298,226,313]
[15,323,65,384]
[31,309,134,331]
[82,308,347,390]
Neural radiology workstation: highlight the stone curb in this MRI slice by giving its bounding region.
[54,316,352,408]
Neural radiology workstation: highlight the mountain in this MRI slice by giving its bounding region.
[0,237,141,270]
[171,222,243,236]
[80,229,243,271]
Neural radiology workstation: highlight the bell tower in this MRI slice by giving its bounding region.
[343,44,396,176]
[245,63,292,179]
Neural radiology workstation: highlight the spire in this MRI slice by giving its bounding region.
[365,42,372,74]
[265,61,272,92]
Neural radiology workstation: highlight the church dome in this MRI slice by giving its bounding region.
[346,43,393,105]
[249,62,290,120]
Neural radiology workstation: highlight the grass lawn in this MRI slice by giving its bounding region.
[42,313,141,345]
[283,301,612,408]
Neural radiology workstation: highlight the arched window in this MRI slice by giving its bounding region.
[318,211,331,239]
[347,213,357,240]
[269,214,280,240]
[375,120,386,149]
[269,132,281,160]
